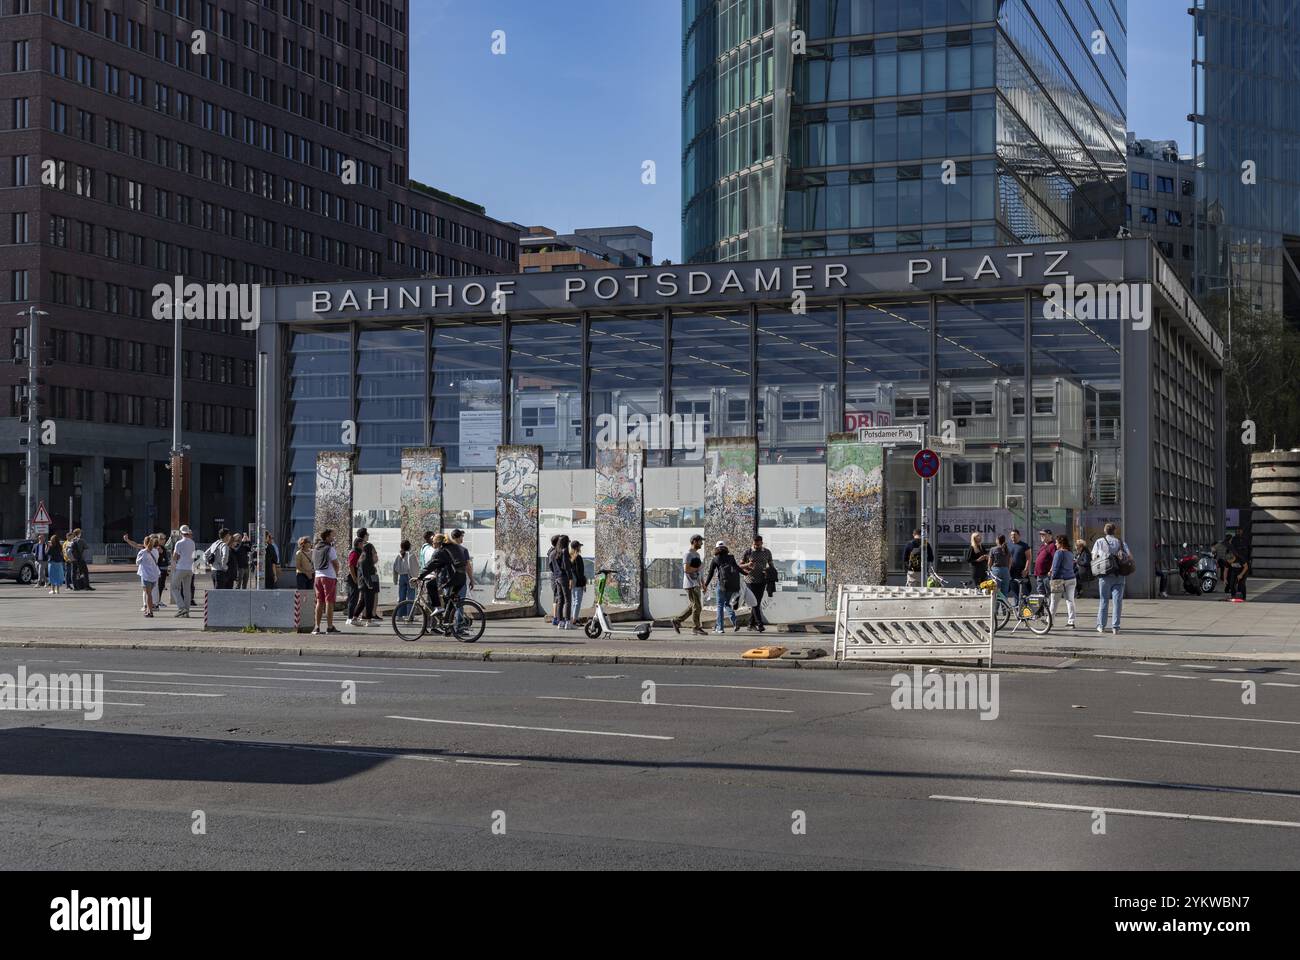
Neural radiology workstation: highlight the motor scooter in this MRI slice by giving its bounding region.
[1178,544,1219,595]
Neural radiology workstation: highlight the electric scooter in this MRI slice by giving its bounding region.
[584,568,652,641]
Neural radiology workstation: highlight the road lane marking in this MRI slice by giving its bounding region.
[3,702,146,710]
[1134,710,1300,726]
[1115,671,1152,676]
[656,683,876,697]
[1010,768,1300,800]
[1264,682,1300,688]
[1160,674,1197,680]
[1210,678,1253,685]
[1077,668,1109,673]
[1096,735,1300,755]
[929,795,1300,829]
[263,661,501,675]
[108,679,298,690]
[387,715,673,741]
[102,689,224,698]
[1134,661,1169,666]
[80,670,380,684]
[535,696,794,714]
[251,667,454,680]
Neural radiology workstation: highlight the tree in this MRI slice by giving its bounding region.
[1214,299,1300,507]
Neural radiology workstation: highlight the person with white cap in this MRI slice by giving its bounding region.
[701,540,744,634]
[171,524,196,618]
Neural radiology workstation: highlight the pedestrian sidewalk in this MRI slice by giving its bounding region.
[1,575,1297,665]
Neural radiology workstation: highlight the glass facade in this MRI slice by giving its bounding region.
[1194,0,1300,322]
[683,0,1127,262]
[278,287,1162,570]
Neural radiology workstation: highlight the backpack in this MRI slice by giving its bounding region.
[907,545,922,572]
[204,545,217,565]
[723,561,741,594]
[312,543,332,571]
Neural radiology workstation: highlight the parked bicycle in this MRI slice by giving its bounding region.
[979,579,1053,635]
[391,576,486,642]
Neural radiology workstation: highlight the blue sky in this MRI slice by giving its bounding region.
[408,1,1194,264]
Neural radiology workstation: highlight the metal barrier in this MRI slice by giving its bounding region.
[834,585,995,666]
[203,589,311,632]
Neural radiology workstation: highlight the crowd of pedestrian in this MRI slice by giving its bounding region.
[954,524,1137,633]
[543,534,586,629]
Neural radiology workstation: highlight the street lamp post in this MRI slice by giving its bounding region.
[16,306,49,538]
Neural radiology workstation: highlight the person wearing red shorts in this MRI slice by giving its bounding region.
[311,529,341,634]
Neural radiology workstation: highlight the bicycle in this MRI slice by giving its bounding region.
[979,580,1053,635]
[391,577,486,642]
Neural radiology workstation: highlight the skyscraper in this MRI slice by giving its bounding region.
[682,0,1127,263]
[0,0,518,543]
[1193,0,1300,323]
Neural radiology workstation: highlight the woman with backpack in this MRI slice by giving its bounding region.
[1049,534,1078,628]
[702,541,743,634]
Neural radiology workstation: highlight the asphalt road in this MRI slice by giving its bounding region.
[1,647,1297,869]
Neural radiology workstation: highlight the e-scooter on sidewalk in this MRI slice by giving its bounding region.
[584,568,652,641]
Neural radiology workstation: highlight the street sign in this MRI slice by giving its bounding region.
[32,501,51,525]
[914,449,941,479]
[928,435,966,457]
[857,424,924,445]
[31,523,49,536]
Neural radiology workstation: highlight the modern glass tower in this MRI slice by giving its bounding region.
[1193,0,1300,323]
[682,0,1128,263]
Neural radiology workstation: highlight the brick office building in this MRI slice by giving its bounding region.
[0,0,517,548]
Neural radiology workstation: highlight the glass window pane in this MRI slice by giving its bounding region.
[588,311,666,466]
[671,307,750,440]
[356,326,424,473]
[432,320,503,471]
[286,328,351,544]
[509,316,582,467]
[757,306,837,464]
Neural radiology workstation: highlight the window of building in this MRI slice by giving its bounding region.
[1140,207,1158,224]
[1156,175,1174,193]
[1130,171,1150,190]
[952,461,993,485]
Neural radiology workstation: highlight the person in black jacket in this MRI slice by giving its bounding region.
[740,535,773,632]
[964,532,990,588]
[550,534,574,629]
[702,541,743,634]
[568,541,587,627]
[420,531,470,630]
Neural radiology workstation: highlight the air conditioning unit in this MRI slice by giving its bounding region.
[1005,495,1024,511]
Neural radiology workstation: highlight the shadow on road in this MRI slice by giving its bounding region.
[3,726,1297,802]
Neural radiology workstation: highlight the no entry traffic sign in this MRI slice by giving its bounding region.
[913,449,941,479]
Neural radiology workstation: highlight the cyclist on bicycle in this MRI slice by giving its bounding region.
[418,531,469,631]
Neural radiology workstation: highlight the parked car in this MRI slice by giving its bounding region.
[0,540,37,584]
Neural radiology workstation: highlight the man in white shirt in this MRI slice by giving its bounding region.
[171,525,196,618]
[1090,522,1132,635]
[312,529,341,635]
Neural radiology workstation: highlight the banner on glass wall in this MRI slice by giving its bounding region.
[494,445,540,605]
[825,434,886,607]
[459,409,501,467]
